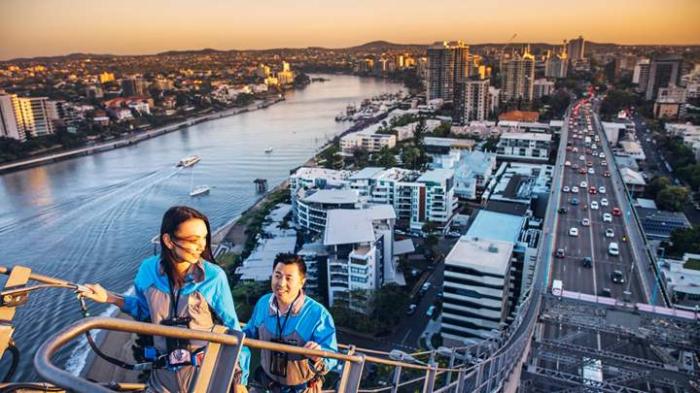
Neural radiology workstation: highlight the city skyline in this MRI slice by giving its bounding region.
[2,0,700,61]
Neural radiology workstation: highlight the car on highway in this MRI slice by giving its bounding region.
[565,160,571,167]
[570,198,579,205]
[603,213,612,222]
[579,167,587,174]
[599,152,605,158]
[605,228,614,238]
[581,257,592,268]
[406,304,417,315]
[589,186,597,194]
[591,201,599,210]
[599,186,606,193]
[608,242,620,256]
[562,186,570,192]
[556,248,565,258]
[603,171,610,177]
[558,207,568,214]
[600,288,612,297]
[587,161,593,167]
[572,147,579,152]
[571,186,579,193]
[611,270,625,284]
[569,227,579,236]
[572,163,580,169]
[582,218,590,226]
[580,181,588,188]
[601,198,609,206]
[566,146,573,151]
[420,282,432,296]
[588,168,595,175]
[579,155,586,161]
[612,207,622,216]
[426,305,436,317]
[601,160,607,166]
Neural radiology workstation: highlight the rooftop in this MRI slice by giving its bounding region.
[417,168,454,184]
[466,210,525,244]
[323,205,397,246]
[350,167,385,180]
[302,189,359,205]
[423,137,476,148]
[500,132,552,142]
[444,236,514,276]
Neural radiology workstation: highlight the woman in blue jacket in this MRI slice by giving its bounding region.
[244,253,338,393]
[82,206,250,393]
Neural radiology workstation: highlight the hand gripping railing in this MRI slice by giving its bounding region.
[34,316,367,393]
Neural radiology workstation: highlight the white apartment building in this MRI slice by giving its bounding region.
[442,237,515,343]
[410,168,458,231]
[496,132,552,162]
[17,97,55,137]
[340,131,396,153]
[295,189,362,235]
[324,206,397,309]
[0,92,24,140]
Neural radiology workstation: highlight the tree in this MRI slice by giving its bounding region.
[351,147,370,168]
[400,146,421,170]
[600,89,639,120]
[667,226,700,257]
[375,146,397,167]
[431,122,451,138]
[646,176,672,199]
[656,186,689,212]
[482,136,499,153]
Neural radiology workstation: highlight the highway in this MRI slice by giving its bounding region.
[552,101,644,302]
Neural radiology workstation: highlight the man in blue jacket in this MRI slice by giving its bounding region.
[244,253,338,393]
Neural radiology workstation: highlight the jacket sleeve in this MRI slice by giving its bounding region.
[311,308,339,374]
[212,270,250,385]
[242,296,264,340]
[120,265,151,321]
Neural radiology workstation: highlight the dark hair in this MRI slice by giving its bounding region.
[272,253,306,277]
[160,206,215,287]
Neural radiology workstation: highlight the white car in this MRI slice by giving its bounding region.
[571,186,579,193]
[599,186,606,193]
[569,227,579,237]
[591,201,599,210]
[565,160,571,167]
[579,155,586,161]
[599,152,605,158]
[603,213,612,222]
[582,218,590,226]
[562,186,570,192]
[605,228,614,238]
[601,198,609,206]
[572,147,579,152]
[588,168,595,175]
[580,181,588,188]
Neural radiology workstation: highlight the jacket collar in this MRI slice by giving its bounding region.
[268,290,306,316]
[158,258,206,284]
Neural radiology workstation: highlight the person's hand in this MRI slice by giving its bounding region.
[233,384,248,393]
[79,283,110,303]
[303,341,322,362]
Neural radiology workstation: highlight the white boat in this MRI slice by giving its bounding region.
[264,147,273,153]
[177,155,201,167]
[189,185,210,197]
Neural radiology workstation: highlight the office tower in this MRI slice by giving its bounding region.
[0,92,24,141]
[544,42,568,79]
[633,59,651,92]
[567,36,585,60]
[646,57,683,100]
[454,79,489,124]
[533,79,555,99]
[426,41,469,102]
[501,46,536,103]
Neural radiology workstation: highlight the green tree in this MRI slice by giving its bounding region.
[431,122,451,137]
[656,186,689,212]
[646,176,672,199]
[375,146,397,167]
[351,147,370,168]
[400,146,421,170]
[667,226,700,257]
[482,136,499,153]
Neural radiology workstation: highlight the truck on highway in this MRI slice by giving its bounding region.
[552,279,563,296]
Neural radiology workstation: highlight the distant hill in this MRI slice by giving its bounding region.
[342,40,428,51]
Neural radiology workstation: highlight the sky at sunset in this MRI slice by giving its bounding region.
[1,0,699,60]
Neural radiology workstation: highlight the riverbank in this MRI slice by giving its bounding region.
[0,96,284,175]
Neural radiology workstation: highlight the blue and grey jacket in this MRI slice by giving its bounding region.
[121,255,250,389]
[243,292,338,387]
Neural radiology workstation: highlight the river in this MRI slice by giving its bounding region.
[0,74,403,381]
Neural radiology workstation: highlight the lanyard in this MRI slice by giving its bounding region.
[168,277,182,319]
[274,292,301,341]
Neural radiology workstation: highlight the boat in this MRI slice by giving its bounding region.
[177,155,201,167]
[265,147,273,153]
[189,185,210,197]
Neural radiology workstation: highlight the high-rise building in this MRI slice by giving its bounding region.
[544,42,568,79]
[633,59,651,93]
[16,97,55,138]
[501,47,536,103]
[646,57,683,101]
[533,79,555,99]
[426,41,469,103]
[0,92,24,141]
[567,36,585,61]
[454,79,489,124]
[121,77,146,97]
